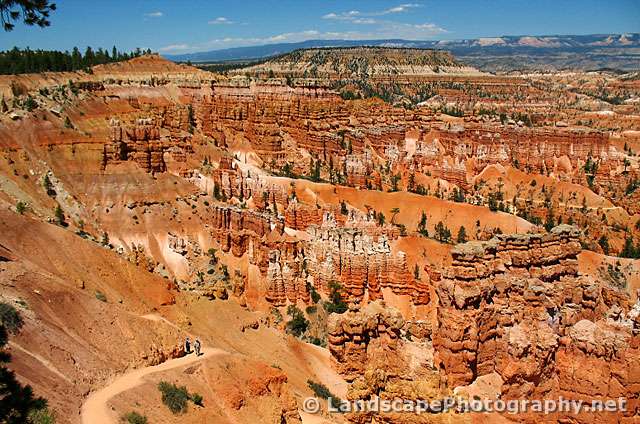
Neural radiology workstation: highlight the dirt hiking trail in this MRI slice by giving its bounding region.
[80,346,225,423]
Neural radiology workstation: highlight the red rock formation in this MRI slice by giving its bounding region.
[102,118,192,174]
[423,124,613,176]
[305,218,429,306]
[327,302,404,382]
[284,199,323,230]
[433,225,639,422]
[264,249,310,306]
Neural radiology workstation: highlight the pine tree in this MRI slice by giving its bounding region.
[544,209,555,232]
[417,211,428,236]
[621,236,636,259]
[83,46,96,67]
[340,200,348,215]
[71,46,81,69]
[54,205,65,226]
[314,159,321,182]
[390,174,401,192]
[43,174,54,196]
[435,221,443,241]
[598,235,610,255]
[488,192,498,212]
[0,46,140,75]
[457,226,468,243]
[452,187,465,203]
[435,221,451,242]
[0,302,53,421]
[0,0,57,31]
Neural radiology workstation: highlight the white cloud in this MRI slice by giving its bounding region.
[208,17,234,25]
[378,21,447,38]
[158,3,445,55]
[322,10,361,20]
[381,3,422,14]
[323,3,422,21]
[158,44,191,52]
[144,11,163,18]
[351,18,378,25]
[158,21,446,54]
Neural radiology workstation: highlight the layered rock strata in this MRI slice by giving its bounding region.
[433,225,639,421]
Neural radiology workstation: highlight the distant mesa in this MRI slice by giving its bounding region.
[164,33,640,72]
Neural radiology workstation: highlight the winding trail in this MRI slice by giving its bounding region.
[81,346,226,424]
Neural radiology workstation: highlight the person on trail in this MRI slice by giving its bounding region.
[184,336,191,355]
[194,338,201,356]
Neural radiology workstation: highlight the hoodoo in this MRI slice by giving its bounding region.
[0,3,638,423]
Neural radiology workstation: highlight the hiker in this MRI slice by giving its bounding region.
[194,338,201,356]
[184,336,191,355]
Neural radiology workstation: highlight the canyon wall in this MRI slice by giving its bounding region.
[433,225,639,421]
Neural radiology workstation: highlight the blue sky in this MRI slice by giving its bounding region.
[1,0,639,53]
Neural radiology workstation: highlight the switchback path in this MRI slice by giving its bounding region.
[80,346,225,423]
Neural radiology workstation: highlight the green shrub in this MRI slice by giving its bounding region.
[307,379,332,398]
[307,379,341,409]
[121,411,147,424]
[16,201,26,215]
[190,392,203,406]
[0,302,23,334]
[24,96,37,112]
[310,287,321,304]
[598,235,610,255]
[271,307,283,324]
[309,337,323,346]
[323,282,347,314]
[285,305,308,337]
[27,407,56,424]
[94,291,107,302]
[158,381,189,414]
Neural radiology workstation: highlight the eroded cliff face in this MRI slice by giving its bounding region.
[420,125,614,178]
[146,193,427,310]
[325,227,639,423]
[327,302,405,381]
[433,225,639,421]
[327,302,449,424]
[194,78,417,166]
